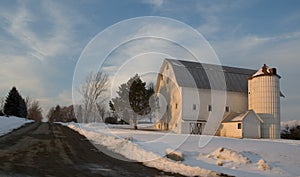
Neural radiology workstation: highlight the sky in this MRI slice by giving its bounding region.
[0,0,300,121]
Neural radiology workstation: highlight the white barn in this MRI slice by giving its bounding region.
[155,59,283,139]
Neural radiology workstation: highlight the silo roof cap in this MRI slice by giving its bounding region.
[250,64,281,79]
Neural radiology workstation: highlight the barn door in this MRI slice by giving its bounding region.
[190,122,202,134]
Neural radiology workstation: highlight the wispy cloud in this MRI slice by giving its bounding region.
[0,1,79,113]
[210,31,300,121]
[142,0,165,8]
[1,1,75,61]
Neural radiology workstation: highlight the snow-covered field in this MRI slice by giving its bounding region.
[67,123,300,177]
[0,116,33,136]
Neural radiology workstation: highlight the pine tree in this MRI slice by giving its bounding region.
[111,74,155,129]
[3,87,27,118]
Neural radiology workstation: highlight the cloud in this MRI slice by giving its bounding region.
[39,89,73,117]
[210,31,300,121]
[0,1,75,61]
[211,32,300,66]
[0,1,80,115]
[0,55,44,95]
[142,0,165,8]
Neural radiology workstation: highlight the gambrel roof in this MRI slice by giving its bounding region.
[165,59,256,93]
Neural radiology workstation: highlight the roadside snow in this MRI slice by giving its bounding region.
[66,123,300,177]
[67,123,218,177]
[0,116,33,136]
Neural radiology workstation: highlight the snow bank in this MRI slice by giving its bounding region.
[67,123,219,177]
[66,123,300,177]
[0,116,33,136]
[210,147,250,165]
[257,159,270,171]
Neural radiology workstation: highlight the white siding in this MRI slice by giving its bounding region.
[243,111,261,138]
[220,122,243,138]
[155,61,182,133]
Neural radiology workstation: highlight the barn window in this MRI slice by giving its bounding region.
[208,105,212,112]
[175,103,178,109]
[225,106,230,112]
[237,123,242,129]
[193,104,196,110]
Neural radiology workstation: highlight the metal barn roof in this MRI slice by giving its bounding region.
[166,59,256,93]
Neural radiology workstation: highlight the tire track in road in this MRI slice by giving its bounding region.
[0,122,184,177]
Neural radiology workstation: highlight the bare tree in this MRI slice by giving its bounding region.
[0,97,5,115]
[47,105,76,123]
[27,100,43,121]
[78,72,109,123]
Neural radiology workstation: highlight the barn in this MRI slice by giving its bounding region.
[155,59,283,139]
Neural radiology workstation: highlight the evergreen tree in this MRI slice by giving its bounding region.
[3,87,27,118]
[19,98,27,118]
[129,76,147,115]
[111,74,155,129]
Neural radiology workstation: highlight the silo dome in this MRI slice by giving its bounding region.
[248,64,281,139]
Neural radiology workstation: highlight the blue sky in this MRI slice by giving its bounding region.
[0,0,300,121]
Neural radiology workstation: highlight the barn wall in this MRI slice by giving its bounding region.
[181,89,248,121]
[259,114,275,139]
[226,92,248,113]
[180,88,248,135]
[243,112,261,138]
[155,61,182,133]
[220,122,242,138]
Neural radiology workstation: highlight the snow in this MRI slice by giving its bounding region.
[257,159,270,171]
[208,147,250,164]
[66,122,300,177]
[252,68,264,77]
[0,116,33,136]
[281,120,300,129]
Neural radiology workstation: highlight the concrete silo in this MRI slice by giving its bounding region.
[248,64,281,139]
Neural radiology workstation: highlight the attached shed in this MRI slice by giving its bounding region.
[220,110,263,138]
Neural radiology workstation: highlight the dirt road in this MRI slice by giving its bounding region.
[0,122,183,177]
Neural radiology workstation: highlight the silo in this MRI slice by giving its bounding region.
[248,64,281,139]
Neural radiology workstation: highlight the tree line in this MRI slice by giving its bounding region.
[1,71,156,127]
[0,86,43,121]
[281,125,300,140]
[0,87,76,123]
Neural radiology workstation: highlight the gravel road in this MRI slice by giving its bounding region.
[0,122,183,177]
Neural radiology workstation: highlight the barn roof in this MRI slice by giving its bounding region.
[166,59,256,93]
[222,110,264,123]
